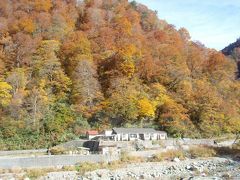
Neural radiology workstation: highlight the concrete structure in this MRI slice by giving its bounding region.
[0,149,47,156]
[99,144,120,156]
[112,128,167,141]
[0,154,119,169]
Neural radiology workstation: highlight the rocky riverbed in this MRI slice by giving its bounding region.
[39,157,240,180]
[0,157,239,180]
[82,157,239,180]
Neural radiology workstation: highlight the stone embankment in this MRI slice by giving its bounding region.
[37,157,239,180]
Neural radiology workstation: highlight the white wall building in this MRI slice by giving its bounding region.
[112,128,167,141]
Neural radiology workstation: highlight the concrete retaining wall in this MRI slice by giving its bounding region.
[0,154,117,169]
[160,139,214,147]
[180,139,214,146]
[0,138,215,169]
[0,149,47,156]
[100,138,214,150]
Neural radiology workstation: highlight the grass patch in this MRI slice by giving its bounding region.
[150,146,220,162]
[62,165,76,171]
[75,152,145,175]
[233,141,240,150]
[188,144,240,159]
[0,168,9,174]
[151,149,185,162]
[76,162,100,175]
[26,169,48,179]
[188,146,216,158]
[25,168,56,179]
[214,134,237,143]
[76,161,124,175]
[9,167,23,174]
[213,146,240,158]
[120,152,145,163]
[186,144,240,159]
[106,160,124,170]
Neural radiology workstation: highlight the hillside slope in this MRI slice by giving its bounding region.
[0,0,239,149]
[222,38,240,57]
[222,38,240,77]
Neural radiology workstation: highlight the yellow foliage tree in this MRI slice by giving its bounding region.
[115,17,132,36]
[19,17,35,33]
[138,98,155,118]
[0,81,12,107]
[60,31,93,76]
[114,44,141,78]
[119,61,135,77]
[149,83,194,137]
[34,0,52,12]
[137,97,155,127]
[150,83,170,105]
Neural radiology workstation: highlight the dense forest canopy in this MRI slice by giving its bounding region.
[0,0,240,149]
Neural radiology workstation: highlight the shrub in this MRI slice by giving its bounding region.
[49,146,66,155]
[188,146,216,158]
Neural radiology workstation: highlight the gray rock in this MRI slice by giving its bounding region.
[222,173,231,178]
[173,157,181,162]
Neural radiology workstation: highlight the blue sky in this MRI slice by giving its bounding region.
[135,0,240,50]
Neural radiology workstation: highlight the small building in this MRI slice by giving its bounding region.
[155,131,168,140]
[86,130,99,140]
[112,128,167,141]
[102,130,113,136]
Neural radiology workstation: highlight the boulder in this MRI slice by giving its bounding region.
[173,157,180,162]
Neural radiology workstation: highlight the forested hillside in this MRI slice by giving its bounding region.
[0,0,240,149]
[222,39,240,78]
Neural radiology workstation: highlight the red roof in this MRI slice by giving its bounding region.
[86,130,98,135]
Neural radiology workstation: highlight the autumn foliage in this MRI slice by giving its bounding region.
[0,0,239,149]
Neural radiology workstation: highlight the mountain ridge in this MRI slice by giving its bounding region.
[222,38,240,56]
